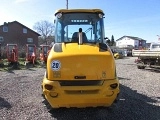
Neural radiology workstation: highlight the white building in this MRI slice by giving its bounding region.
[116,36,146,49]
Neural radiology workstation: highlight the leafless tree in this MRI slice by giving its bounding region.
[33,20,54,45]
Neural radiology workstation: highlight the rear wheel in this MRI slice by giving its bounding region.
[42,95,53,110]
[141,66,145,69]
[137,66,141,69]
[8,62,19,69]
[0,63,4,67]
[137,65,145,69]
[137,60,145,69]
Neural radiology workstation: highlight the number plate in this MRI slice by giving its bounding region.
[53,71,61,78]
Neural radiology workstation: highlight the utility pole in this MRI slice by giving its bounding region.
[157,35,160,41]
[66,0,68,9]
[66,0,68,40]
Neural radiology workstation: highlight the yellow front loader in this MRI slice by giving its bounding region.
[42,9,120,108]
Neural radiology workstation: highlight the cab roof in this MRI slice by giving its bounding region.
[55,9,104,16]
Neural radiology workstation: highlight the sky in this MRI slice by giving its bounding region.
[0,0,160,43]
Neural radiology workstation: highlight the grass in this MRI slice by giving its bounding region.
[0,58,46,72]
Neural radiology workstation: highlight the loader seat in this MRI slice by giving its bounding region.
[72,32,88,43]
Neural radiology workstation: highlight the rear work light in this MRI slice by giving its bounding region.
[45,84,53,90]
[110,83,118,89]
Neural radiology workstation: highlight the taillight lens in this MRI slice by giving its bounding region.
[110,83,118,89]
[45,84,53,90]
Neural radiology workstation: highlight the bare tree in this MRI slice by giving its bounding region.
[33,20,54,45]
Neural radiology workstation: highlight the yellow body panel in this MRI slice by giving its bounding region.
[42,77,119,108]
[42,43,120,108]
[47,43,115,80]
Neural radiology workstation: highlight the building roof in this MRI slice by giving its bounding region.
[116,36,146,41]
[0,21,41,36]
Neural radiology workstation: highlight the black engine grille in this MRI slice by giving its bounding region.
[58,80,104,86]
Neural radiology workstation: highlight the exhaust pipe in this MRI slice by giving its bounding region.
[78,28,83,45]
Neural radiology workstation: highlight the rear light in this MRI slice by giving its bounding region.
[110,83,118,89]
[50,92,58,97]
[45,84,53,90]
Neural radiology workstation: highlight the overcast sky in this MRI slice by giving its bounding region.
[0,0,160,42]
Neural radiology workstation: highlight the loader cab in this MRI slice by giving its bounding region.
[25,44,36,66]
[54,9,105,44]
[39,45,50,63]
[6,44,19,68]
[6,44,18,63]
[149,43,160,51]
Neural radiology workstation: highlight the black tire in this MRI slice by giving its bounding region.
[42,96,53,110]
[137,65,142,69]
[137,65,145,69]
[0,63,4,67]
[141,66,145,69]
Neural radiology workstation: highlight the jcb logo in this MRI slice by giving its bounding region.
[102,71,106,78]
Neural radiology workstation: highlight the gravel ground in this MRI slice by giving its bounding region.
[0,57,160,120]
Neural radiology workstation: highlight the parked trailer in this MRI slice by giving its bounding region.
[132,43,160,69]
